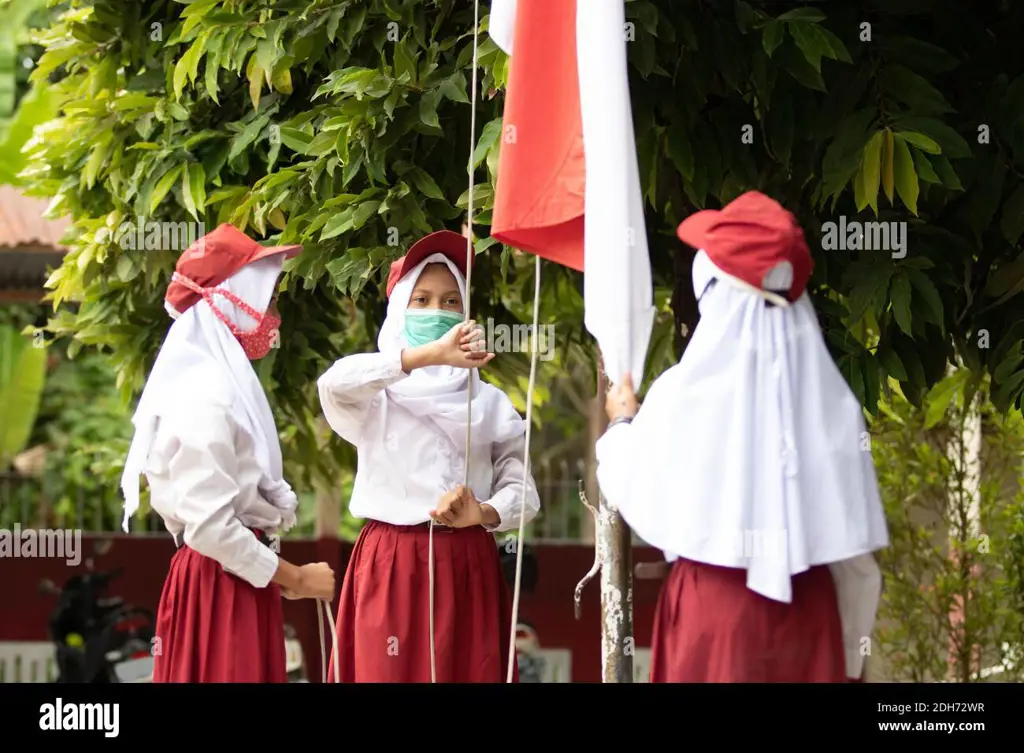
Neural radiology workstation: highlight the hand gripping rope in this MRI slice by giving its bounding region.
[426,0,543,684]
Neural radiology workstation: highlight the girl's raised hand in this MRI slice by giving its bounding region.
[433,321,494,369]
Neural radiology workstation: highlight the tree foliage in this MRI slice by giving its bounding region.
[16,0,1024,491]
[872,374,1024,682]
[0,0,62,182]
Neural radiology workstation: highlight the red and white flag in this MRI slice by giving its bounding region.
[489,0,654,385]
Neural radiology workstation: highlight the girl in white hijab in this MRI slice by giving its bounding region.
[121,224,335,682]
[597,193,889,683]
[318,229,540,682]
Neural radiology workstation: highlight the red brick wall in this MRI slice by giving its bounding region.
[0,534,664,682]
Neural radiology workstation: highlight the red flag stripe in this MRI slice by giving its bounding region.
[490,2,585,272]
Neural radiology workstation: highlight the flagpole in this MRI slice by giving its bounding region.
[594,351,633,683]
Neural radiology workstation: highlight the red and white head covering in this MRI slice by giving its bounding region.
[164,223,301,318]
[677,190,814,307]
[120,225,301,531]
[384,229,470,299]
[597,191,888,606]
[367,230,523,457]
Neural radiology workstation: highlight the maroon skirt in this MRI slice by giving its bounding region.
[151,544,286,683]
[328,520,519,683]
[650,558,846,683]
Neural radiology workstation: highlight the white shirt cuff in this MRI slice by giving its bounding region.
[229,542,280,588]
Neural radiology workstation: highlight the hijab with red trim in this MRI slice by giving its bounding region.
[120,255,297,532]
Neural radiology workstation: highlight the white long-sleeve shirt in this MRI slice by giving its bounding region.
[145,398,283,588]
[317,351,540,533]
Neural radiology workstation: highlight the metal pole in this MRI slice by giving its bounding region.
[598,491,633,682]
[576,351,633,682]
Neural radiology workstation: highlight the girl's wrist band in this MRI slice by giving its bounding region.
[609,415,633,428]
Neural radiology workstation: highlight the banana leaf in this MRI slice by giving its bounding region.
[0,323,47,469]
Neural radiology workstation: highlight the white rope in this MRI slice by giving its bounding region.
[426,0,539,685]
[505,255,542,682]
[316,597,339,683]
[427,0,483,685]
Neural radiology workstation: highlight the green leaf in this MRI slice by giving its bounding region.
[880,64,953,114]
[351,200,381,230]
[666,124,695,181]
[893,131,940,154]
[278,127,313,153]
[166,102,189,121]
[820,106,877,201]
[777,8,826,22]
[855,130,883,213]
[891,135,919,215]
[912,150,941,184]
[893,116,971,159]
[877,345,909,381]
[890,273,913,335]
[271,65,293,96]
[320,207,355,241]
[882,36,960,74]
[182,163,206,222]
[81,133,112,190]
[906,268,945,332]
[923,369,968,428]
[173,54,191,101]
[999,184,1024,247]
[0,325,47,466]
[843,354,866,406]
[931,155,963,190]
[779,41,826,91]
[881,128,895,205]
[0,84,62,185]
[150,165,184,214]
[473,118,502,170]
[410,168,445,201]
[228,109,274,160]
[993,343,1024,384]
[455,183,493,209]
[982,255,1024,300]
[393,37,417,85]
[418,92,441,130]
[180,0,219,35]
[788,21,828,72]
[439,72,469,103]
[844,262,893,326]
[762,20,784,58]
[965,155,1006,244]
[816,26,852,64]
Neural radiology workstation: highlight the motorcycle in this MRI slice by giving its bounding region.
[38,539,156,683]
[39,539,311,682]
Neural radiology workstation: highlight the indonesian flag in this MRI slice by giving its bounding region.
[489,0,655,386]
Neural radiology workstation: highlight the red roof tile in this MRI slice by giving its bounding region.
[0,185,71,252]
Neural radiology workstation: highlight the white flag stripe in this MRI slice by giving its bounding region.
[577,0,655,385]
[488,0,517,55]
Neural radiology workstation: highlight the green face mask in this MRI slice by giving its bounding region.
[403,308,464,347]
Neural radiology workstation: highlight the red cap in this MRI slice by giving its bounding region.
[165,224,301,316]
[676,191,813,301]
[386,229,474,298]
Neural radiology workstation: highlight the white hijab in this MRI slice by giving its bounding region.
[598,250,889,603]
[378,252,526,451]
[120,256,298,532]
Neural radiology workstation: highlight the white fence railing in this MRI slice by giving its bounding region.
[0,641,57,683]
